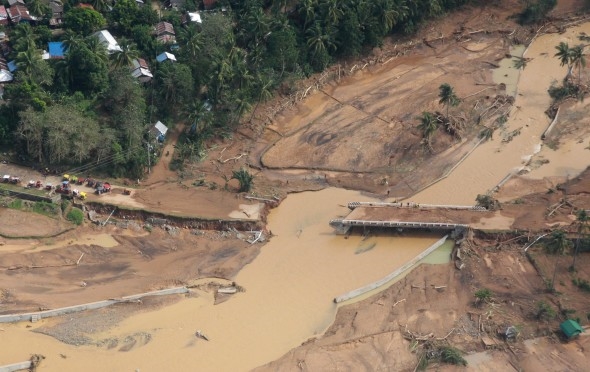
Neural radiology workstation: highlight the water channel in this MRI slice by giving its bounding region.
[2,22,590,372]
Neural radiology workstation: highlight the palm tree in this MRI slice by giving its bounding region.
[158,67,179,106]
[184,100,212,137]
[546,229,573,255]
[54,57,73,88]
[438,83,460,118]
[11,23,37,52]
[232,92,252,124]
[90,0,111,13]
[513,57,527,70]
[178,24,203,60]
[417,111,437,150]
[210,55,233,102]
[111,38,139,68]
[306,22,335,58]
[61,30,84,53]
[321,0,343,27]
[85,36,109,63]
[245,7,270,44]
[300,0,318,29]
[571,209,589,270]
[570,45,586,86]
[250,75,274,122]
[27,0,49,18]
[16,48,43,77]
[555,42,573,79]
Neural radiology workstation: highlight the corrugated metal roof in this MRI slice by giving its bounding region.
[0,69,13,82]
[154,121,168,136]
[92,30,122,53]
[156,52,176,63]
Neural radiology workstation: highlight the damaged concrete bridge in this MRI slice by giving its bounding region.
[330,202,491,234]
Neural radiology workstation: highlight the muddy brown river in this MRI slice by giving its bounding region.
[2,23,590,372]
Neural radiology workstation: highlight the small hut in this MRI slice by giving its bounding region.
[560,320,584,340]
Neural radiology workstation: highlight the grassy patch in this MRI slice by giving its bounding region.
[8,199,23,209]
[32,201,60,217]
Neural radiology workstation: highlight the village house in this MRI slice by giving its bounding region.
[156,51,176,63]
[47,42,65,59]
[0,6,8,26]
[0,71,11,84]
[155,21,175,44]
[151,121,168,142]
[0,58,13,84]
[49,0,64,27]
[130,58,153,83]
[7,0,25,6]
[92,30,122,53]
[7,4,36,24]
[182,11,202,25]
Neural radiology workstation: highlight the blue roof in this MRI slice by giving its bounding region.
[7,60,17,72]
[48,42,65,58]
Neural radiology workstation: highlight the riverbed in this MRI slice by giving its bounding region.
[2,21,590,372]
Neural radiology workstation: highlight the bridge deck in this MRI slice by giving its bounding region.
[343,205,493,226]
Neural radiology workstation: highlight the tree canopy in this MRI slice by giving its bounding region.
[64,7,107,36]
[2,0,490,178]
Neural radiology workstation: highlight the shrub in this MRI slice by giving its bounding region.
[548,81,579,101]
[231,168,254,192]
[535,301,557,320]
[475,194,500,210]
[66,208,84,225]
[440,346,467,366]
[61,200,71,213]
[32,201,60,216]
[518,0,557,24]
[474,288,493,306]
[572,278,590,292]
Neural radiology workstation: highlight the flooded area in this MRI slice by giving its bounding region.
[1,188,441,371]
[412,23,590,204]
[3,20,590,372]
[492,44,526,97]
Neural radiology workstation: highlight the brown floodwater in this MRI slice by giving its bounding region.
[3,24,590,372]
[412,25,590,204]
[0,188,440,371]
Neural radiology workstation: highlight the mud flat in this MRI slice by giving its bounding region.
[2,14,590,372]
[0,188,443,371]
[411,23,590,205]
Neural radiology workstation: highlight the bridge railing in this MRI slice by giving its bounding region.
[341,219,469,229]
[347,201,487,211]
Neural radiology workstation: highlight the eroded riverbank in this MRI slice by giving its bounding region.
[3,14,590,372]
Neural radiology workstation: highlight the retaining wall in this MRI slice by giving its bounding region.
[334,235,449,303]
[0,186,57,204]
[0,287,189,323]
[0,362,32,372]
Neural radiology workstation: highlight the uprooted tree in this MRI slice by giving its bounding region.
[475,194,501,210]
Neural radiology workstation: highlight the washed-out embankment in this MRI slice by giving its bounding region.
[85,201,266,231]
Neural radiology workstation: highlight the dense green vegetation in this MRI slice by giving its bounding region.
[0,0,506,178]
[518,0,557,24]
[66,207,85,225]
